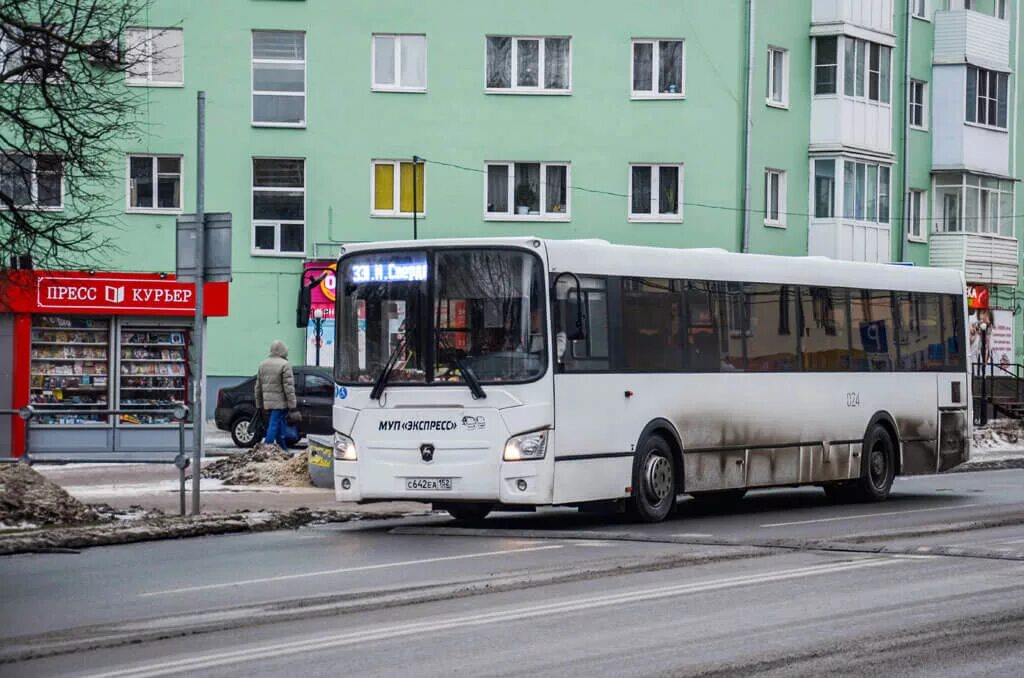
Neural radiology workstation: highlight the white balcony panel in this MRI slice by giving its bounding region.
[811,97,892,155]
[809,218,891,264]
[812,0,893,35]
[928,232,1019,286]
[934,10,1010,71]
[932,67,1010,176]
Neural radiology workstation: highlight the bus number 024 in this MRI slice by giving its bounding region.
[846,392,861,408]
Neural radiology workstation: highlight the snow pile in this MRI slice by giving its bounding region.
[972,420,1024,459]
[0,464,102,528]
[201,444,311,487]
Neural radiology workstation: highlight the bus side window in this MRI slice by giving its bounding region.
[555,277,609,371]
[683,280,720,372]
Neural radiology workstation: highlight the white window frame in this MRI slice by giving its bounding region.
[909,79,928,130]
[764,168,786,227]
[251,30,307,128]
[844,38,891,104]
[484,36,572,95]
[766,46,788,108]
[630,38,686,99]
[125,27,184,87]
[0,154,63,210]
[907,189,926,242]
[484,161,571,222]
[371,33,427,92]
[842,159,892,224]
[251,157,306,257]
[627,163,684,223]
[911,0,930,20]
[370,159,426,218]
[966,66,1009,130]
[125,154,183,214]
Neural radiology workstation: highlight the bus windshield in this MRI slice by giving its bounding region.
[335,248,547,386]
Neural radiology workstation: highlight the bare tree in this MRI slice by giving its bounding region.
[0,0,155,271]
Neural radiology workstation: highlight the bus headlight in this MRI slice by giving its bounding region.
[504,430,548,461]
[334,432,357,461]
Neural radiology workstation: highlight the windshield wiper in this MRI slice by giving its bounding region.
[370,331,410,401]
[435,328,486,399]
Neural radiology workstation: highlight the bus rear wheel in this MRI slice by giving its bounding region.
[443,503,492,523]
[628,434,676,523]
[826,424,895,503]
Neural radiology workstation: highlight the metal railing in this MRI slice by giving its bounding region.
[973,362,1024,426]
[0,405,193,516]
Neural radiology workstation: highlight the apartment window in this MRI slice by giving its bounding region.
[486,36,570,93]
[252,158,304,255]
[813,37,837,95]
[127,155,181,211]
[907,189,925,241]
[764,169,786,226]
[966,67,1008,129]
[629,164,682,221]
[125,27,183,86]
[372,160,424,216]
[843,160,891,223]
[911,0,928,19]
[252,30,306,126]
[486,162,569,219]
[909,79,927,128]
[934,173,1013,236]
[632,39,684,98]
[0,24,63,83]
[845,38,890,103]
[0,154,62,209]
[372,34,426,91]
[813,159,836,218]
[766,47,788,107]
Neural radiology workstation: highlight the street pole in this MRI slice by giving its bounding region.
[313,309,323,366]
[191,91,206,515]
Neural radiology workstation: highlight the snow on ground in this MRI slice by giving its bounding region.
[59,477,320,499]
[971,421,1024,461]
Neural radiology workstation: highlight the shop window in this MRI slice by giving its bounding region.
[372,159,424,217]
[746,284,798,372]
[252,30,306,126]
[486,36,570,93]
[30,316,111,424]
[800,287,850,371]
[252,157,305,256]
[119,327,189,425]
[128,155,182,211]
[621,278,683,371]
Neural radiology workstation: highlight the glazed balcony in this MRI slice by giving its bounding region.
[934,10,1010,72]
[929,231,1019,286]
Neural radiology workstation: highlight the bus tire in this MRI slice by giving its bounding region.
[850,424,896,502]
[444,503,492,523]
[628,434,676,523]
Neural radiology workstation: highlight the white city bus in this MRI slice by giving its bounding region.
[331,237,969,522]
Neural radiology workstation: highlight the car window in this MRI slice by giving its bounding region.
[304,373,334,396]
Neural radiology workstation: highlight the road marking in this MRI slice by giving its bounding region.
[95,557,905,678]
[673,533,713,538]
[139,545,563,597]
[572,541,621,547]
[998,536,1024,545]
[760,503,982,528]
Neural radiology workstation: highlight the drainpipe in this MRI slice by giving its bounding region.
[898,2,912,264]
[741,0,756,253]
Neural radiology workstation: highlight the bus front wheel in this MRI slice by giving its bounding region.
[628,434,676,523]
[826,424,895,503]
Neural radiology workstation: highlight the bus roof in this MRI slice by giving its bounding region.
[337,237,965,295]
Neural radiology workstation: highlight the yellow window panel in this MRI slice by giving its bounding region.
[399,162,425,213]
[374,163,394,211]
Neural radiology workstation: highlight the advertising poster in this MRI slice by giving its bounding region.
[303,262,337,367]
[968,307,1015,375]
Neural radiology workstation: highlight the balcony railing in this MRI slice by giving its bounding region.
[812,0,893,35]
[928,231,1018,286]
[934,10,1010,71]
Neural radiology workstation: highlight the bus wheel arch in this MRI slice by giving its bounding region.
[866,411,902,477]
[635,419,685,492]
[629,420,683,523]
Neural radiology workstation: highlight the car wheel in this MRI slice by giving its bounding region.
[628,434,676,523]
[230,416,258,448]
[444,503,492,523]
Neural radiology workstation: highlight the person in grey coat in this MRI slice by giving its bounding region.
[255,340,297,448]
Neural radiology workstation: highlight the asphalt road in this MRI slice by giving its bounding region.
[3,469,1024,677]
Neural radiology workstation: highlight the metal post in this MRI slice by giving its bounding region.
[191,91,207,515]
[412,155,419,240]
[178,419,186,516]
[314,316,323,366]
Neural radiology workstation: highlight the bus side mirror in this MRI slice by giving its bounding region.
[296,283,312,328]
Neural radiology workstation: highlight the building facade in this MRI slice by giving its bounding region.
[2,0,1023,444]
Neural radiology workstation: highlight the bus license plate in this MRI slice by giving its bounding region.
[406,477,453,491]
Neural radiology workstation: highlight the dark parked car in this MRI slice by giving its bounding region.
[214,367,336,447]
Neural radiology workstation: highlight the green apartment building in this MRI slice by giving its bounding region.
[1,0,1022,455]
